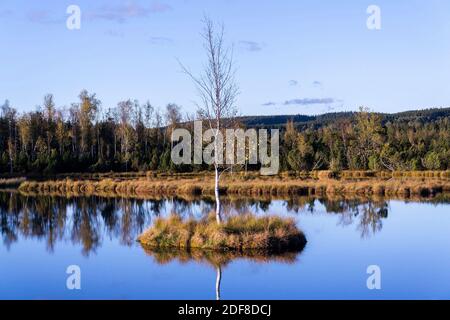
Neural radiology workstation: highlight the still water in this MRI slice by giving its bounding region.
[1,191,449,300]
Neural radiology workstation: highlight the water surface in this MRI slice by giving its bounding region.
[1,192,449,299]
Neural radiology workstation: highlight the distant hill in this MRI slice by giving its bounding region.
[239,107,450,129]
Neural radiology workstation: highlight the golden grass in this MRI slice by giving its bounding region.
[137,213,306,252]
[17,169,450,181]
[0,177,26,188]
[17,171,450,199]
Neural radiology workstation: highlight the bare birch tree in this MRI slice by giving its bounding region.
[180,17,239,224]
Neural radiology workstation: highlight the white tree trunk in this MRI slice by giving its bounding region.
[215,167,221,224]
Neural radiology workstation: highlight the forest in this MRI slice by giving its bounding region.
[1,91,449,175]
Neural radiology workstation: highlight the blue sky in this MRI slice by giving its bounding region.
[1,0,450,116]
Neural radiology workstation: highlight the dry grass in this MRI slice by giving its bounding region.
[137,213,306,252]
[0,177,26,188]
[17,171,450,199]
[15,169,450,181]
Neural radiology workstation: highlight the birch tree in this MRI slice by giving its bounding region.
[180,17,239,224]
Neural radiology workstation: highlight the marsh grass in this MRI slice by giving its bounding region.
[0,177,26,188]
[17,171,450,199]
[28,169,450,181]
[137,213,306,252]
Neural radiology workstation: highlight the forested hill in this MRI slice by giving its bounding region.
[240,107,450,128]
[1,92,449,174]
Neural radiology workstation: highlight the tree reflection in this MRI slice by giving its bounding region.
[1,191,446,254]
[141,246,304,300]
[217,196,390,238]
[214,196,390,238]
[0,192,155,254]
[357,201,388,238]
[215,265,221,301]
[318,198,389,238]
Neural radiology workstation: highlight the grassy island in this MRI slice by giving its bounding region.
[137,213,306,252]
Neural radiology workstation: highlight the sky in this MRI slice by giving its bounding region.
[1,0,450,116]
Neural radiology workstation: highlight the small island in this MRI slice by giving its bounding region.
[138,213,307,252]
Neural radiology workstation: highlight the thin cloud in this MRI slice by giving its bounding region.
[87,1,172,23]
[238,40,264,52]
[26,10,63,24]
[105,29,125,37]
[313,81,323,88]
[149,36,173,45]
[284,98,335,106]
[324,103,344,113]
[289,80,298,86]
[262,102,277,106]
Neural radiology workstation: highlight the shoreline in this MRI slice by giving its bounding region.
[15,173,450,199]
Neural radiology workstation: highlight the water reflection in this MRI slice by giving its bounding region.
[141,246,302,300]
[2,191,449,254]
[0,192,156,255]
[321,198,389,238]
[225,197,390,238]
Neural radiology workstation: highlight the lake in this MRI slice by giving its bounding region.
[1,191,450,300]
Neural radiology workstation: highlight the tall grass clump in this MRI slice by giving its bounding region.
[138,213,306,252]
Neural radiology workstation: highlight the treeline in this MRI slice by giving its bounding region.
[241,107,450,128]
[0,91,181,174]
[1,91,450,175]
[281,108,450,171]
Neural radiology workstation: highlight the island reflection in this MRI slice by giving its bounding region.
[141,246,305,300]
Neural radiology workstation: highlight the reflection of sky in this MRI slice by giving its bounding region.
[1,197,450,299]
